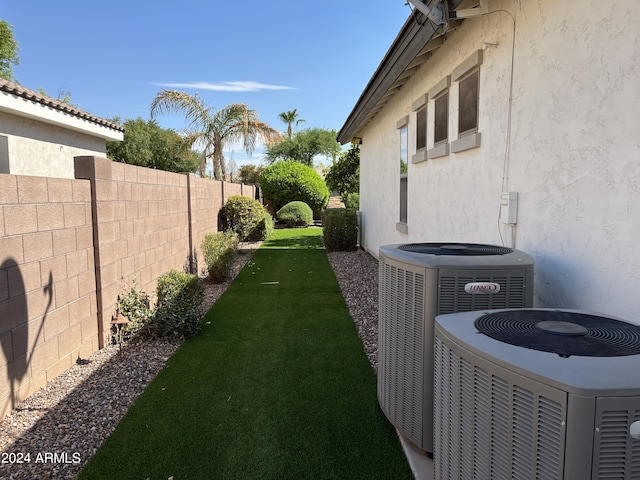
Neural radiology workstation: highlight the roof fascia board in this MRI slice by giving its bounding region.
[0,91,124,142]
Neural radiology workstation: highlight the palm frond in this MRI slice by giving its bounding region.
[150,90,212,130]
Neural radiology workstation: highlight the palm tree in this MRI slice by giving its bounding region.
[278,109,305,140]
[151,90,281,179]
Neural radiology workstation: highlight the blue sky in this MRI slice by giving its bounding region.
[3,1,409,167]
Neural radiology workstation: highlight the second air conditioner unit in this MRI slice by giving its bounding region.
[433,308,640,479]
[377,242,533,454]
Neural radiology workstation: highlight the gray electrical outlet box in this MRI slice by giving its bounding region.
[500,191,518,224]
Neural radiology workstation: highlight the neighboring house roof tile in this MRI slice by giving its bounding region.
[0,78,124,133]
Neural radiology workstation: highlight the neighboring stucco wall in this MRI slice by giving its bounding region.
[0,111,109,179]
[358,0,640,321]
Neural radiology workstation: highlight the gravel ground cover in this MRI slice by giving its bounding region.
[0,242,379,479]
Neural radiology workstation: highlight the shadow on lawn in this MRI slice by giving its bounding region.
[0,341,177,479]
[260,237,324,250]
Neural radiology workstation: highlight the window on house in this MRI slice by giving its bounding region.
[0,136,8,174]
[451,50,482,153]
[411,94,428,164]
[458,69,479,136]
[434,92,449,145]
[399,125,408,226]
[416,108,427,151]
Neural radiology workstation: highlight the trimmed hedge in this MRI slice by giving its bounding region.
[259,161,329,213]
[115,281,152,341]
[221,195,273,242]
[277,201,314,227]
[152,270,204,340]
[321,209,358,252]
[201,231,239,283]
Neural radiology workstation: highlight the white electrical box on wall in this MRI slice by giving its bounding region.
[500,191,518,224]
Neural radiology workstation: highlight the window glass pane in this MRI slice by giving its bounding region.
[400,175,407,223]
[416,108,426,150]
[459,70,479,135]
[400,126,408,173]
[400,125,408,223]
[434,92,448,144]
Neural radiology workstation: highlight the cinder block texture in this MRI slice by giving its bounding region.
[0,157,258,420]
[0,174,97,419]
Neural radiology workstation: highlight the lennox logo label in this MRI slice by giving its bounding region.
[464,282,500,294]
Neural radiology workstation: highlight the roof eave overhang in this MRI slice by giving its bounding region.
[0,91,124,142]
[337,0,464,145]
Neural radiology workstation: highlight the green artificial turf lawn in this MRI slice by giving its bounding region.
[79,228,413,479]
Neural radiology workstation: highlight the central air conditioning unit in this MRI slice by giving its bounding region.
[377,243,533,454]
[434,309,640,480]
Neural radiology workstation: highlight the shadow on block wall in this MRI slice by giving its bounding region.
[1,258,53,416]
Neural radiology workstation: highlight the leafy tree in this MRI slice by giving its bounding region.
[37,87,73,104]
[226,156,238,182]
[106,117,199,173]
[325,144,360,198]
[264,127,341,166]
[0,20,19,81]
[238,164,263,184]
[278,109,305,139]
[259,161,329,213]
[151,90,281,180]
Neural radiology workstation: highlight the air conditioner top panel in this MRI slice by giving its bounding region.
[380,243,534,268]
[435,308,640,397]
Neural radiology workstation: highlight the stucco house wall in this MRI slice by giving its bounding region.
[0,80,123,179]
[345,0,640,322]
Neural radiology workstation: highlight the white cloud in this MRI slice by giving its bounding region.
[152,81,295,92]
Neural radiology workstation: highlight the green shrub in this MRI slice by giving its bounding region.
[221,195,273,242]
[202,231,239,282]
[115,280,152,341]
[259,161,329,213]
[277,201,314,227]
[152,270,205,340]
[321,208,358,252]
[343,193,359,210]
[325,144,360,199]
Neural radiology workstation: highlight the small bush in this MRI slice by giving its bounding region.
[277,201,313,227]
[152,270,205,340]
[202,231,239,282]
[115,280,152,342]
[343,193,359,211]
[221,195,273,242]
[321,208,358,252]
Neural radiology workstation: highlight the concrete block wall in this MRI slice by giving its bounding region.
[75,156,192,347]
[187,176,256,276]
[0,173,98,419]
[188,176,224,277]
[0,157,258,419]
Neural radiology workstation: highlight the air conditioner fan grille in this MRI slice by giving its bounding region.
[398,243,513,256]
[475,310,640,357]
